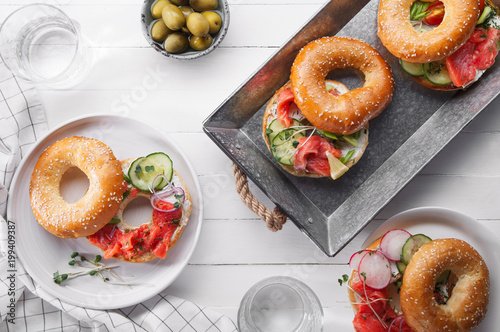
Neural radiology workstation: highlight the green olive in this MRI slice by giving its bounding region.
[162,4,186,31]
[189,34,212,51]
[189,0,218,11]
[179,5,194,18]
[186,12,209,37]
[169,0,189,5]
[151,0,171,19]
[202,11,222,35]
[164,32,189,53]
[151,19,172,42]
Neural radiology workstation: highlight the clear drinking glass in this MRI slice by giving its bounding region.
[0,4,92,88]
[238,276,323,332]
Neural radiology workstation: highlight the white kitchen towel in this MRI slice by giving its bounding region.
[0,62,238,332]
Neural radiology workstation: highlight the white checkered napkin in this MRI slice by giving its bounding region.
[0,61,238,331]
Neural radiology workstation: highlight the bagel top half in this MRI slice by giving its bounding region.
[378,0,481,63]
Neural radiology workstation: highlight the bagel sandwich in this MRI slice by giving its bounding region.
[344,229,490,331]
[262,80,369,179]
[88,155,192,263]
[378,0,500,90]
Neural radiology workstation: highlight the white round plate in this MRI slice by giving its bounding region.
[362,207,499,332]
[8,114,203,309]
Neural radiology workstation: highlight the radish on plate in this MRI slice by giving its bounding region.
[357,251,392,289]
[379,229,411,261]
[349,249,373,271]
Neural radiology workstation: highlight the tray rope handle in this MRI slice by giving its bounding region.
[232,163,287,231]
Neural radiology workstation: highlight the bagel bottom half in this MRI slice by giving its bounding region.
[262,80,369,178]
[88,158,192,263]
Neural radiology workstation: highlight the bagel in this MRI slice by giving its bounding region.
[88,158,192,263]
[378,0,500,90]
[262,81,369,178]
[378,0,480,63]
[346,233,490,331]
[290,36,394,135]
[29,136,124,238]
[401,238,489,331]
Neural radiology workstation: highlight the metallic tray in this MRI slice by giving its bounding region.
[203,0,500,256]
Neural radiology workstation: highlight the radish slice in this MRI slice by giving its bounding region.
[358,251,392,289]
[380,229,412,261]
[389,261,400,282]
[349,250,373,271]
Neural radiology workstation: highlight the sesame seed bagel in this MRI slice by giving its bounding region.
[290,36,394,135]
[29,136,124,238]
[401,238,490,331]
[378,0,481,63]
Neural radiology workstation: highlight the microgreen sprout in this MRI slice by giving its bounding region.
[338,274,349,286]
[52,252,149,287]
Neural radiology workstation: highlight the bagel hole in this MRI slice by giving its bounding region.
[434,271,457,305]
[326,68,365,91]
[122,196,153,227]
[60,167,90,203]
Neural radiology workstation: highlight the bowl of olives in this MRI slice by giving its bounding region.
[141,0,230,59]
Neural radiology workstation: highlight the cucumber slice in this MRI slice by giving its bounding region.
[401,234,432,265]
[436,269,451,284]
[400,59,424,77]
[266,118,304,144]
[127,152,173,191]
[145,152,173,188]
[271,129,305,166]
[396,261,407,275]
[423,61,452,85]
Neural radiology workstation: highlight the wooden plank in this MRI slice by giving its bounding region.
[0,4,321,47]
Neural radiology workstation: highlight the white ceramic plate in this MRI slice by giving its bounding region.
[362,207,499,332]
[8,114,203,309]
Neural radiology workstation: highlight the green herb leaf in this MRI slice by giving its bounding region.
[108,218,121,224]
[343,135,358,147]
[123,189,131,200]
[341,150,355,164]
[135,165,142,174]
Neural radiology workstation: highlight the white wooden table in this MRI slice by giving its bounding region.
[2,0,500,330]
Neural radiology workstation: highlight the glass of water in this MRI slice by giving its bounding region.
[238,276,323,332]
[0,4,92,88]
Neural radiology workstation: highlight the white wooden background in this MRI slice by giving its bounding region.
[1,0,500,330]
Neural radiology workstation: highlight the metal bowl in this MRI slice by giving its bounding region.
[141,0,230,60]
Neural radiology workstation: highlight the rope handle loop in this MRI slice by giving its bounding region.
[232,163,287,231]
